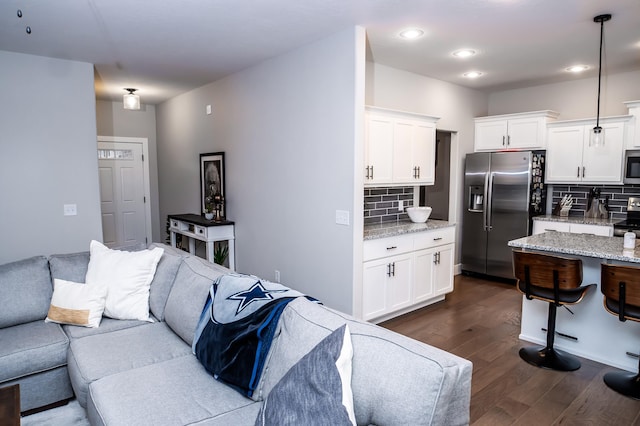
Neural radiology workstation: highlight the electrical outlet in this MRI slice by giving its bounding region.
[274,270,280,283]
[398,200,404,212]
[335,210,350,226]
[206,104,212,115]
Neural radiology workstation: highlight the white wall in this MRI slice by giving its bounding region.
[365,63,489,264]
[489,70,640,119]
[156,27,365,314]
[0,51,102,264]
[95,100,161,242]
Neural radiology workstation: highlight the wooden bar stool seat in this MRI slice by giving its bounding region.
[512,250,596,371]
[601,263,640,399]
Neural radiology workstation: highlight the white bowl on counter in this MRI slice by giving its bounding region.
[406,206,432,223]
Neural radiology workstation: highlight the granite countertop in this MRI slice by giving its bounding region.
[508,232,640,264]
[532,215,621,226]
[364,219,454,241]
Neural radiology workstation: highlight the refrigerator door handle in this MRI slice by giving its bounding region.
[486,172,495,231]
[483,172,490,231]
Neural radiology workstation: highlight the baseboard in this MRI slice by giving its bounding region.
[454,263,462,275]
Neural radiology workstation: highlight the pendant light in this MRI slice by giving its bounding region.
[123,88,141,110]
[589,14,611,148]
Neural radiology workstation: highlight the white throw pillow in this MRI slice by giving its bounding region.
[45,279,108,328]
[85,240,164,321]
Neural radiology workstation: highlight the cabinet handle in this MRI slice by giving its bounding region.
[433,253,438,264]
[387,263,391,277]
[544,229,558,232]
[502,135,506,146]
[582,166,586,178]
[370,165,374,179]
[577,167,580,178]
[392,262,395,277]
[437,252,441,264]
[417,166,420,178]
[433,237,442,241]
[386,246,397,250]
[507,135,511,146]
[365,166,370,179]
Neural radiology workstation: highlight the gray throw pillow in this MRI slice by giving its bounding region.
[255,324,355,426]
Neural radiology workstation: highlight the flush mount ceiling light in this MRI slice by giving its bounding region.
[123,88,140,110]
[566,65,589,73]
[399,28,424,40]
[453,49,476,58]
[463,71,483,79]
[590,13,612,148]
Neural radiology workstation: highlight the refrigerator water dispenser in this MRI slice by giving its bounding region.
[469,186,484,212]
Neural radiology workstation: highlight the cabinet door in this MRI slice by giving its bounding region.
[475,120,508,151]
[365,114,394,184]
[545,126,584,183]
[386,255,413,312]
[362,259,389,320]
[413,248,435,303]
[507,117,544,149]
[412,121,436,184]
[434,244,454,296]
[581,122,625,183]
[391,119,415,183]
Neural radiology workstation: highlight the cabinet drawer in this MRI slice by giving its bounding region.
[532,220,570,234]
[363,234,413,261]
[194,225,207,238]
[413,227,455,250]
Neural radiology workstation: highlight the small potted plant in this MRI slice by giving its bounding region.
[204,197,214,220]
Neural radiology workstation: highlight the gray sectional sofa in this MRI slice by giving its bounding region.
[0,243,473,425]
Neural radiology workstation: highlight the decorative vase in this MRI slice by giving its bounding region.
[204,212,214,220]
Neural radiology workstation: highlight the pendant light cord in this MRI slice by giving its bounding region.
[596,18,604,129]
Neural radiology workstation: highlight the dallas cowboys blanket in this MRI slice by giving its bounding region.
[192,273,311,397]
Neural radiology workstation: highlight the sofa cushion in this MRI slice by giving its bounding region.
[87,355,261,426]
[256,298,473,426]
[63,316,156,340]
[0,321,69,383]
[48,251,90,283]
[67,322,192,407]
[0,256,52,328]
[46,278,108,328]
[164,255,228,345]
[255,324,355,426]
[85,240,163,321]
[147,246,184,321]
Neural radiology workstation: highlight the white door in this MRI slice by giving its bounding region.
[545,125,584,183]
[475,120,508,151]
[507,117,543,149]
[365,113,394,184]
[581,122,625,183]
[98,141,147,249]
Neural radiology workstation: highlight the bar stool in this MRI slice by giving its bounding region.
[512,250,595,371]
[601,263,640,399]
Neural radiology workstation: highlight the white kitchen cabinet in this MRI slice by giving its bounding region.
[474,111,559,151]
[532,220,612,237]
[362,226,455,321]
[624,101,640,149]
[546,117,631,184]
[365,106,438,186]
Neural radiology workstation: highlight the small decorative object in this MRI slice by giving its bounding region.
[624,231,636,250]
[200,152,225,219]
[554,194,573,217]
[406,206,432,223]
[589,14,612,148]
[214,242,229,266]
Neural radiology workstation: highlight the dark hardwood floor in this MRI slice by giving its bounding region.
[381,274,640,425]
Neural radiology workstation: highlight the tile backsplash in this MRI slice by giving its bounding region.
[364,187,414,225]
[551,184,640,220]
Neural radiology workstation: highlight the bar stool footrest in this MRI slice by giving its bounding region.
[519,346,581,371]
[604,371,640,400]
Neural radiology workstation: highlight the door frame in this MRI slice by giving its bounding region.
[97,136,152,246]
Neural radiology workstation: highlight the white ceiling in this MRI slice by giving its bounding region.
[1,0,639,105]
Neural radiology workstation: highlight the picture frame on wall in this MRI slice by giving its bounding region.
[200,152,225,219]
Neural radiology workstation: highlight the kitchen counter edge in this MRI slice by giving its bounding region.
[532,215,621,226]
[508,232,640,264]
[364,220,454,241]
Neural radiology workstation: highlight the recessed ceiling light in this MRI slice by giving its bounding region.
[453,49,476,58]
[464,71,483,79]
[566,65,589,73]
[399,29,424,40]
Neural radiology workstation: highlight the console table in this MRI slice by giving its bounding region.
[168,214,235,270]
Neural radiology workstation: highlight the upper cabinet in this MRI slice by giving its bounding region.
[474,110,559,151]
[365,106,439,186]
[545,116,632,184]
[624,100,640,149]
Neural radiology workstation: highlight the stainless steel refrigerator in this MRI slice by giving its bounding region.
[461,151,546,279]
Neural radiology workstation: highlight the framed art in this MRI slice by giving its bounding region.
[200,152,225,219]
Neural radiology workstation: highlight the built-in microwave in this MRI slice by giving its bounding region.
[624,150,640,184]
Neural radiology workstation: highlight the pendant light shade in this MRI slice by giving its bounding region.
[123,88,140,110]
[589,14,611,148]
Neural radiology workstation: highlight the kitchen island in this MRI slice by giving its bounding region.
[509,232,640,372]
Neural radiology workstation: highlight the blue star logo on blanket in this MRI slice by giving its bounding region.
[227,281,288,315]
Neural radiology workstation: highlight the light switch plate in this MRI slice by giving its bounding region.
[335,210,350,226]
[64,204,77,216]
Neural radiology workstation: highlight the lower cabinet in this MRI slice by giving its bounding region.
[363,227,455,321]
